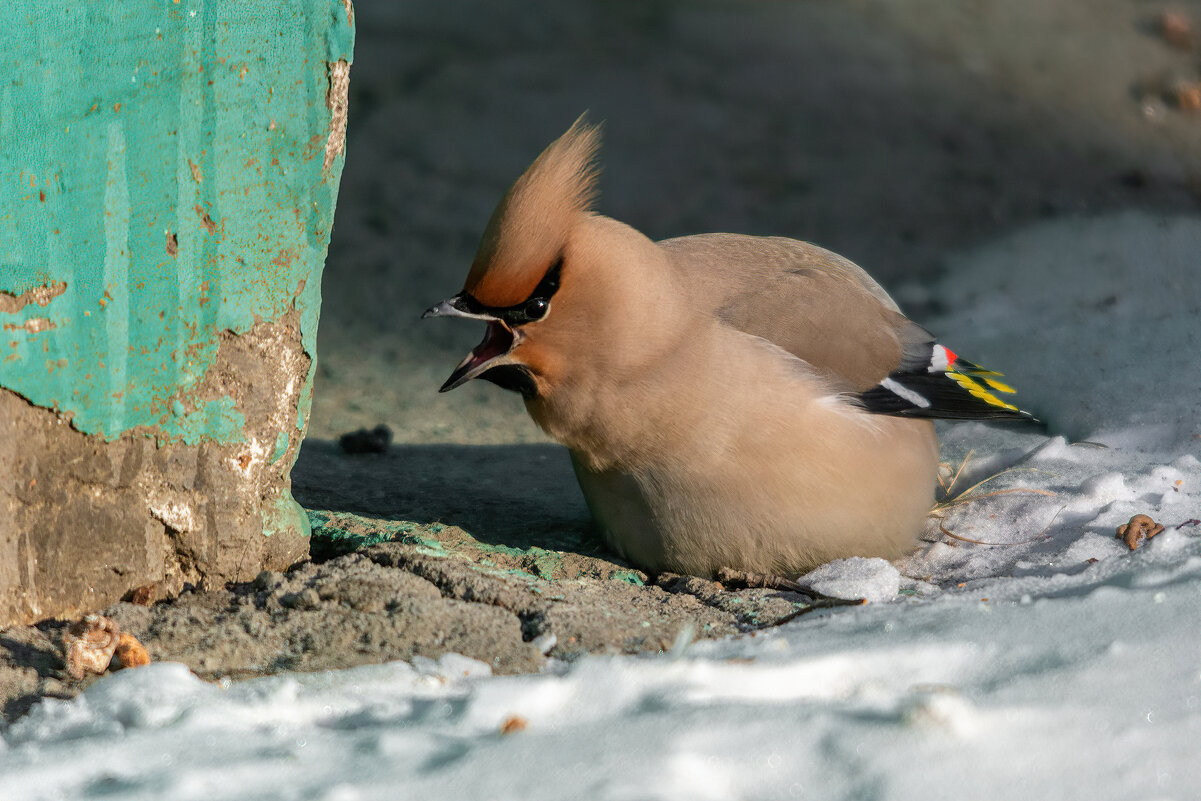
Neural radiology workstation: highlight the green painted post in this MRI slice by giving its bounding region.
[0,0,354,625]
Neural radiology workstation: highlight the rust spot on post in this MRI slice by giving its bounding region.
[166,231,178,256]
[3,317,56,334]
[272,249,297,269]
[0,280,67,314]
[194,205,217,235]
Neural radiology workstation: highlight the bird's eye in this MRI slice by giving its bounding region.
[524,298,549,320]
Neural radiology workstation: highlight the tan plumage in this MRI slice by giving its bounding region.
[425,115,1033,578]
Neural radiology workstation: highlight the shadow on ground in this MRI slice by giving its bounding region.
[291,439,594,553]
[0,626,72,721]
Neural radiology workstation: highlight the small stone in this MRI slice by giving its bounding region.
[1159,10,1196,50]
[279,588,321,610]
[63,615,121,679]
[125,583,159,606]
[113,633,151,669]
[1168,80,1201,111]
[339,424,393,454]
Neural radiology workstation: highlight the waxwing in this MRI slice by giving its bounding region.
[424,115,1036,579]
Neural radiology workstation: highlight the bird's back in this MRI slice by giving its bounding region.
[658,234,923,392]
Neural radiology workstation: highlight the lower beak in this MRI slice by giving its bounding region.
[437,319,519,392]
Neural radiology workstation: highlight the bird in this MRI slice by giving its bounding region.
[423,115,1036,581]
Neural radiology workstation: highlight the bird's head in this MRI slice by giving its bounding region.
[424,115,678,403]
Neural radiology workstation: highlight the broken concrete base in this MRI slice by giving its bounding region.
[0,315,313,627]
[0,513,823,722]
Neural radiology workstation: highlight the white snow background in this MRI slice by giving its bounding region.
[2,211,1199,800]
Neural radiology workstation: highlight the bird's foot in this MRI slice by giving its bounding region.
[715,567,864,606]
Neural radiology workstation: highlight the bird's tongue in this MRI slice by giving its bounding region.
[439,320,515,392]
[470,320,514,363]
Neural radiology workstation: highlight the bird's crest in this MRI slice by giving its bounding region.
[465,114,602,307]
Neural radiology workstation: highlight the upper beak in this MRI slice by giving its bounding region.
[423,295,520,392]
[422,294,491,321]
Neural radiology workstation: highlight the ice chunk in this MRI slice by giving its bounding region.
[802,557,901,603]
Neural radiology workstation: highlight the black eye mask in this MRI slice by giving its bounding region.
[453,256,563,327]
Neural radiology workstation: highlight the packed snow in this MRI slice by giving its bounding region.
[1,211,1198,800]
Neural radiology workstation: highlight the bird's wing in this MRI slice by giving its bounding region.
[659,233,909,390]
[659,233,1036,422]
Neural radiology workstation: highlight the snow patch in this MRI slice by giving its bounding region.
[801,557,901,603]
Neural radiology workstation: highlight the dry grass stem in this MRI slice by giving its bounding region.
[936,485,1058,512]
[929,454,1063,547]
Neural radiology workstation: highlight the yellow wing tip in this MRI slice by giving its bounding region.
[981,377,1017,394]
[948,371,1021,411]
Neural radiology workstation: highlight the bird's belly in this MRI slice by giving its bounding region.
[569,452,672,571]
[568,419,938,578]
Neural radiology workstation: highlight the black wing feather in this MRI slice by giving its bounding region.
[854,341,1040,423]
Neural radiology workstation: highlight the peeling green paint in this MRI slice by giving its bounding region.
[0,0,354,442]
[270,430,291,463]
[268,492,313,544]
[305,508,653,588]
[305,511,427,562]
[611,570,646,586]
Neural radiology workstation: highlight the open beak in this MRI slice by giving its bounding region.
[423,295,520,392]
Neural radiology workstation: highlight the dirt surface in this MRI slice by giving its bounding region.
[0,523,813,721]
[0,442,824,720]
[5,0,1201,721]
